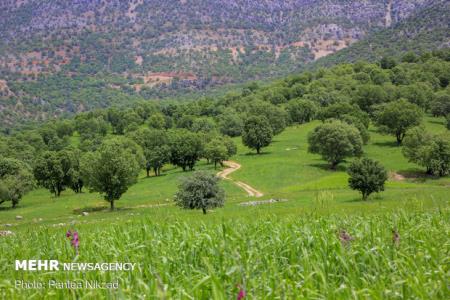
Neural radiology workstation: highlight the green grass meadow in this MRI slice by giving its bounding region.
[0,117,449,299]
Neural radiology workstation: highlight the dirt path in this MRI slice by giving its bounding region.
[217,161,264,197]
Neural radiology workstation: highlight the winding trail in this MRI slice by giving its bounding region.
[217,161,264,198]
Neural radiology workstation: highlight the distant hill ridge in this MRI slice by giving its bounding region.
[0,0,448,127]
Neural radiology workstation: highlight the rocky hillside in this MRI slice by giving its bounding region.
[0,0,445,128]
[313,0,450,68]
[0,0,435,82]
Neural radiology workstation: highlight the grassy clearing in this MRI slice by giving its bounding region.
[0,117,449,298]
[1,117,448,227]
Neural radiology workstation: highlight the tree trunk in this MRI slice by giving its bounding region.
[214,161,217,169]
[362,193,368,201]
[202,207,207,215]
[396,132,403,145]
[110,200,115,211]
[256,147,260,154]
[146,168,150,177]
[330,161,338,170]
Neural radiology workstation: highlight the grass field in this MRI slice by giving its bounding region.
[0,117,449,299]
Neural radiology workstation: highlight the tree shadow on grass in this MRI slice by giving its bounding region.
[344,193,384,203]
[373,140,399,148]
[309,163,347,172]
[143,173,168,179]
[428,119,444,125]
[242,152,272,156]
[0,206,14,211]
[72,206,131,214]
[396,169,441,183]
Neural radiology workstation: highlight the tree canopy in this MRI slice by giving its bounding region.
[308,120,363,169]
[175,171,225,214]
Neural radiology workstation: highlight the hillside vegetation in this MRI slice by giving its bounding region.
[0,50,449,299]
[314,0,450,68]
[1,0,448,127]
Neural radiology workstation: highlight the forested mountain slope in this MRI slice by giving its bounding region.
[0,0,446,128]
[314,0,450,67]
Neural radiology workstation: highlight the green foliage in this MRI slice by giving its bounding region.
[191,117,217,134]
[148,113,167,129]
[403,127,450,176]
[204,139,229,169]
[339,114,370,145]
[308,120,363,169]
[347,158,388,200]
[399,83,433,109]
[74,115,109,141]
[353,84,388,112]
[222,136,237,157]
[431,92,450,117]
[218,111,243,137]
[174,171,225,214]
[81,138,141,210]
[39,125,70,151]
[374,99,423,144]
[147,145,171,177]
[242,116,273,154]
[168,129,204,171]
[286,99,318,124]
[128,128,169,176]
[380,56,397,69]
[243,100,287,135]
[33,151,71,197]
[0,157,34,208]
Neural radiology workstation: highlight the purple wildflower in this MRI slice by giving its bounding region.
[66,230,79,255]
[72,231,79,248]
[237,285,246,300]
